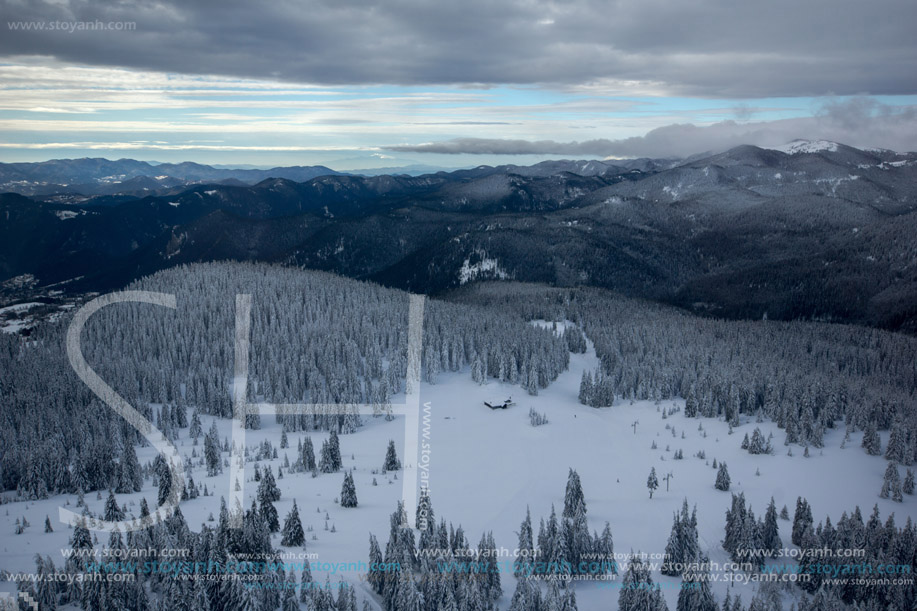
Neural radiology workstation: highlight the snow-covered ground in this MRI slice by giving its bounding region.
[458,253,510,285]
[1,337,913,609]
[0,303,43,315]
[769,140,839,155]
[0,302,44,334]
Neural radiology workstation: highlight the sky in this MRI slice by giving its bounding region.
[1,0,916,170]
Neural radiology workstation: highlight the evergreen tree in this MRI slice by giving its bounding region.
[904,469,915,495]
[723,493,765,563]
[68,518,93,569]
[341,471,358,508]
[862,422,882,456]
[596,522,617,574]
[383,440,401,471]
[515,507,535,578]
[526,362,539,396]
[791,497,813,547]
[32,555,58,611]
[300,565,314,604]
[715,463,730,491]
[319,439,335,473]
[761,498,782,555]
[662,500,700,576]
[471,354,485,385]
[393,571,423,611]
[190,577,210,611]
[579,370,594,406]
[281,500,305,546]
[564,498,593,575]
[368,534,384,595]
[259,466,281,502]
[885,421,910,465]
[723,493,746,555]
[647,467,659,499]
[117,444,143,493]
[619,556,669,611]
[281,573,298,611]
[258,481,280,533]
[157,471,171,507]
[538,505,561,580]
[301,436,316,471]
[174,404,188,428]
[563,468,586,518]
[509,577,540,611]
[204,427,222,476]
[329,429,342,466]
[319,431,343,473]
[676,555,717,611]
[745,428,772,455]
[477,530,502,602]
[880,462,903,502]
[189,410,202,440]
[796,526,823,593]
[104,490,124,522]
[564,325,587,353]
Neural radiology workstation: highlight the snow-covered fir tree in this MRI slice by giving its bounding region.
[761,498,782,555]
[341,471,358,508]
[258,470,281,533]
[791,497,813,546]
[676,555,717,611]
[904,469,915,495]
[862,422,882,456]
[619,555,669,611]
[661,500,700,576]
[103,490,124,522]
[563,468,585,518]
[382,439,401,472]
[281,500,305,546]
[300,436,316,472]
[715,462,730,491]
[885,420,911,465]
[744,428,772,455]
[515,507,535,578]
[880,462,903,502]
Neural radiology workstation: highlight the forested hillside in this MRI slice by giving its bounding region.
[449,282,917,452]
[3,143,917,333]
[2,267,917,610]
[0,263,568,497]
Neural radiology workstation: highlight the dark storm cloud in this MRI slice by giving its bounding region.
[386,99,917,156]
[2,0,916,96]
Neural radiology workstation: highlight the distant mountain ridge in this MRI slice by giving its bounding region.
[0,157,688,200]
[0,157,343,199]
[2,140,917,333]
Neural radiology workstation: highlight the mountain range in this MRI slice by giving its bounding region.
[2,140,916,333]
[0,157,343,200]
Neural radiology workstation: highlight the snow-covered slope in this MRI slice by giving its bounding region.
[769,139,840,155]
[2,334,912,610]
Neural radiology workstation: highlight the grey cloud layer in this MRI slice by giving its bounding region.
[385,99,917,156]
[2,0,916,96]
